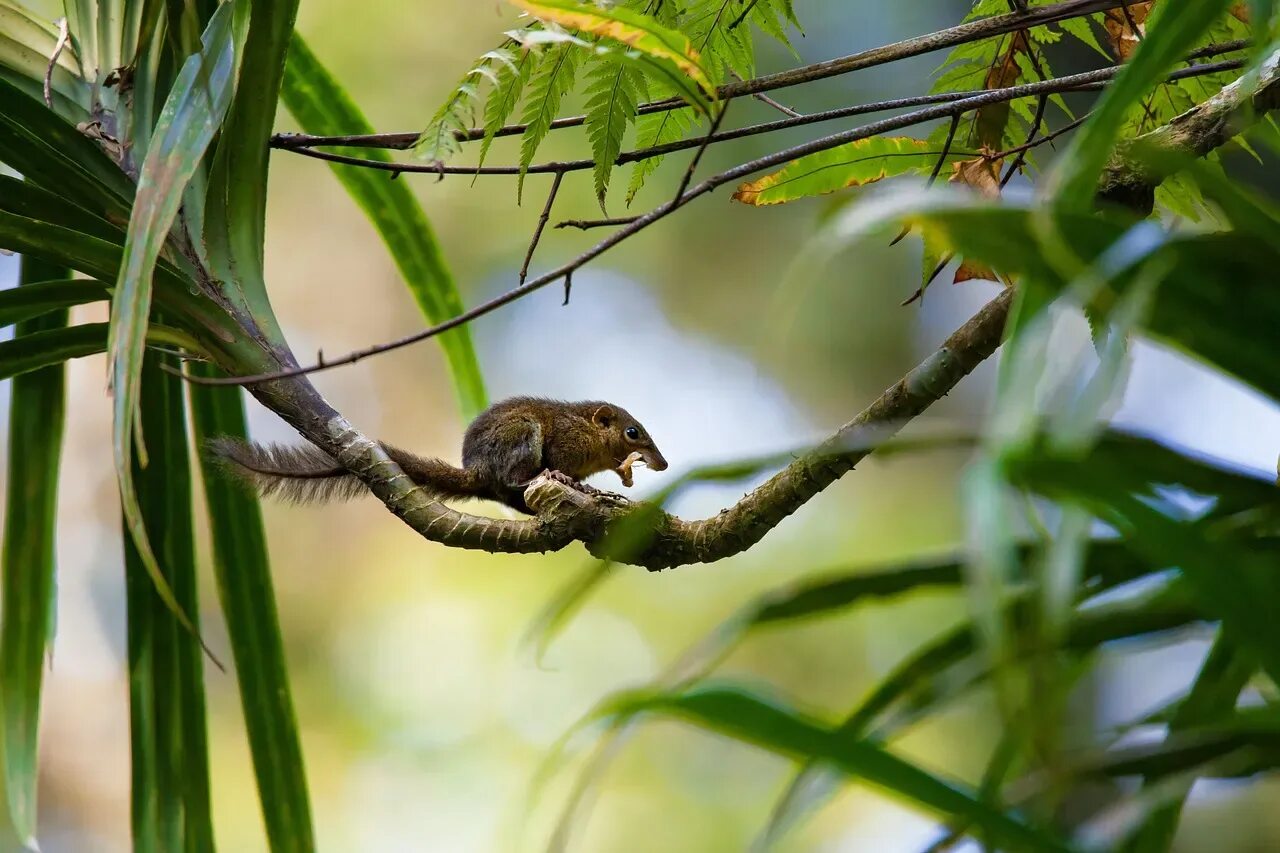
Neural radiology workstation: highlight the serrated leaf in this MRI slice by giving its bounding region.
[416,44,520,164]
[625,95,697,204]
[732,137,967,206]
[110,1,234,637]
[583,56,643,208]
[477,46,535,169]
[510,0,713,95]
[518,41,581,200]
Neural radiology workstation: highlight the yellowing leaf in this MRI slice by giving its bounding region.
[949,155,1003,199]
[975,30,1033,148]
[1103,1,1154,62]
[510,0,714,97]
[733,136,966,206]
[1229,2,1250,22]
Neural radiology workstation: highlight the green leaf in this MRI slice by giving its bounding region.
[415,44,519,165]
[1009,433,1280,687]
[281,35,488,418]
[0,256,69,847]
[684,0,755,83]
[731,137,971,206]
[0,174,128,247]
[0,321,198,381]
[583,56,644,208]
[0,278,110,328]
[869,197,1280,403]
[124,351,213,853]
[478,46,535,169]
[598,687,1073,853]
[0,77,134,222]
[625,97,697,204]
[189,364,316,852]
[210,0,299,336]
[518,41,581,200]
[110,0,236,633]
[1046,0,1235,209]
[1123,634,1254,852]
[510,0,714,95]
[0,2,90,111]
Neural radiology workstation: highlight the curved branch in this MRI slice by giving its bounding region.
[238,49,1280,571]
[246,289,1014,570]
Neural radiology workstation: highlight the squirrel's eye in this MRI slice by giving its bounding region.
[625,426,640,441]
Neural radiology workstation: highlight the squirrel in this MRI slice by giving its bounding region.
[209,396,668,514]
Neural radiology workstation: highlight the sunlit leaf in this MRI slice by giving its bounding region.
[732,137,969,206]
[510,0,714,95]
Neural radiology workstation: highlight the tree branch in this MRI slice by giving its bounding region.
[229,52,1280,569]
[269,0,1156,152]
[269,43,1246,170]
[189,58,1245,388]
[1098,48,1280,213]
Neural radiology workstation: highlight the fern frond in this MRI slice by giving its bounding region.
[478,47,537,170]
[518,41,583,200]
[416,45,522,163]
[625,91,699,204]
[584,56,646,209]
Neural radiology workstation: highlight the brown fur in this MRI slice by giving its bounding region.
[209,396,667,514]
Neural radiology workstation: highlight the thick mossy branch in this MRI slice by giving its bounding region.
[1099,48,1280,214]
[242,50,1280,570]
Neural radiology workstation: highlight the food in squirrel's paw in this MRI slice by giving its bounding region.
[616,451,645,488]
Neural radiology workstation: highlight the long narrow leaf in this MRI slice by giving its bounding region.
[0,279,110,328]
[280,35,488,418]
[1047,0,1235,209]
[599,687,1073,853]
[0,256,69,848]
[189,365,316,852]
[0,77,135,219]
[110,2,235,629]
[124,351,213,852]
[209,0,300,334]
[0,321,199,381]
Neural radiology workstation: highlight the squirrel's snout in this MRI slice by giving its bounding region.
[644,448,669,472]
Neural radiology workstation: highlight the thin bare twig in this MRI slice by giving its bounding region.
[1001,93,1050,187]
[272,0,1165,153]
[520,171,565,285]
[729,0,764,30]
[555,217,639,230]
[929,114,963,187]
[731,70,803,118]
[44,17,69,108]
[271,49,1245,182]
[188,60,1221,388]
[672,103,731,206]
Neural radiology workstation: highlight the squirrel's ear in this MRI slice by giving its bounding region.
[591,405,615,428]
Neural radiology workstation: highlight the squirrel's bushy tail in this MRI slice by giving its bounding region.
[207,438,482,504]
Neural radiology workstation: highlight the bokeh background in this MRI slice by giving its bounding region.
[3,1,1280,850]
